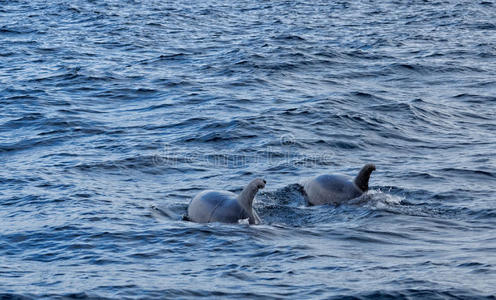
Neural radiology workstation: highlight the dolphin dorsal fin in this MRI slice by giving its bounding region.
[354,164,376,192]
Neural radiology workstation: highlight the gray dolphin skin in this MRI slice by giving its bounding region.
[304,164,376,205]
[187,178,266,224]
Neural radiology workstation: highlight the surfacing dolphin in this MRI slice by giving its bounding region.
[187,178,266,224]
[304,164,376,205]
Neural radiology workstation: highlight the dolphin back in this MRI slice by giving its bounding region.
[305,174,362,205]
[187,190,248,223]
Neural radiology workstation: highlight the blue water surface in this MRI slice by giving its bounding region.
[1,0,496,299]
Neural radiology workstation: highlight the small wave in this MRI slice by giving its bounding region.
[469,209,496,220]
[333,289,496,300]
[0,26,37,35]
[349,189,404,207]
[180,119,266,144]
[0,294,34,300]
[386,62,484,75]
[440,168,495,179]
[0,136,67,153]
[273,34,306,42]
[369,102,412,113]
[452,93,496,103]
[74,155,167,175]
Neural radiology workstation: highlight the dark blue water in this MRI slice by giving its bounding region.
[1,0,496,298]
